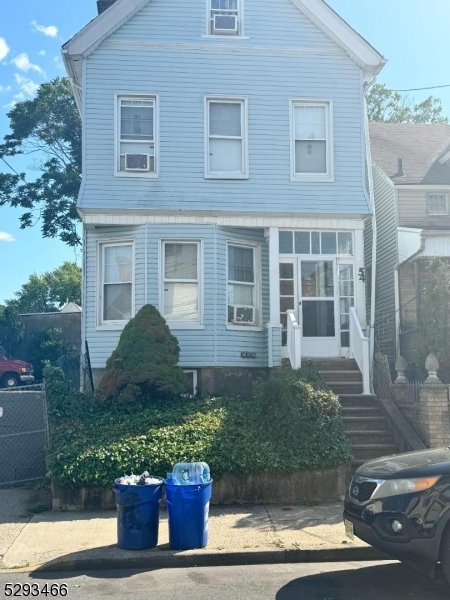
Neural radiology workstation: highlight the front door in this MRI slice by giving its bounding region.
[297,258,340,357]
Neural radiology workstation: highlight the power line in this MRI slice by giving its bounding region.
[0,156,22,178]
[392,84,450,92]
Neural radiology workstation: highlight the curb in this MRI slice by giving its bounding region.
[0,546,390,574]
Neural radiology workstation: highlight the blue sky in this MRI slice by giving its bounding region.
[1,0,450,303]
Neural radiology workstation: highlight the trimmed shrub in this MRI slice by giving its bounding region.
[97,304,187,404]
[46,368,351,487]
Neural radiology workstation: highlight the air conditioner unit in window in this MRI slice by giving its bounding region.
[213,13,238,34]
[232,306,255,324]
[125,153,151,171]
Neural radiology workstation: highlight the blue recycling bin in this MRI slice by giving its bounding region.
[165,478,212,550]
[113,478,164,550]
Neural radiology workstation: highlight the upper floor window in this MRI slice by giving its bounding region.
[290,100,334,182]
[205,97,248,178]
[209,0,241,36]
[99,241,134,327]
[116,94,158,177]
[427,193,448,216]
[162,241,202,326]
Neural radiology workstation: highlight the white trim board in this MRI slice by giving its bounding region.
[81,212,366,229]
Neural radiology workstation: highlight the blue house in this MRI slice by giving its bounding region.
[63,0,385,396]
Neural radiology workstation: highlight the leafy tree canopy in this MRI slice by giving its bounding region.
[0,77,82,246]
[2,261,81,315]
[367,83,448,124]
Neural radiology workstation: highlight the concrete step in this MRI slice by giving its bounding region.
[342,416,389,431]
[320,370,363,383]
[345,430,396,445]
[339,395,378,408]
[327,382,363,395]
[352,444,399,461]
[307,359,358,372]
[341,407,383,418]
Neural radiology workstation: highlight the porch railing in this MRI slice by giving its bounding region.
[349,307,371,395]
[286,310,301,370]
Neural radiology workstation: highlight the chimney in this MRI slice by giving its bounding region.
[397,158,405,177]
[97,0,117,15]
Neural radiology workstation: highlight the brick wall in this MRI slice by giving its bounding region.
[392,383,450,448]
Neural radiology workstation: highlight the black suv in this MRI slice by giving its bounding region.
[344,448,450,584]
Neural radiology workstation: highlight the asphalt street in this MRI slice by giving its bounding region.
[0,561,449,599]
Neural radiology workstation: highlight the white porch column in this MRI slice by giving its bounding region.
[354,229,366,327]
[269,227,280,327]
[267,227,281,368]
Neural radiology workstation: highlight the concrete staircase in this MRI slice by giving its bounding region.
[308,359,399,469]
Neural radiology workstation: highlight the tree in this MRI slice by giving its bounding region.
[6,261,81,314]
[0,77,82,246]
[367,83,448,124]
[98,304,187,404]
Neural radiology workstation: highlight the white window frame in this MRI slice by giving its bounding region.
[205,96,249,179]
[226,242,262,330]
[97,239,135,330]
[205,0,245,38]
[160,240,204,330]
[182,369,198,397]
[290,99,334,183]
[114,92,159,178]
[427,192,448,216]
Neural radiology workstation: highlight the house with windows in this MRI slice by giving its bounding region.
[63,0,386,397]
[369,122,450,369]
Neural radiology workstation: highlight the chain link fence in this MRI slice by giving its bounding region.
[0,389,48,487]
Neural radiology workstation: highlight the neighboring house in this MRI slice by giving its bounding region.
[63,0,385,395]
[370,122,450,369]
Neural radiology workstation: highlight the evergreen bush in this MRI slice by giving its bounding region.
[97,304,187,404]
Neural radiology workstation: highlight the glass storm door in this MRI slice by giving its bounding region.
[298,258,339,357]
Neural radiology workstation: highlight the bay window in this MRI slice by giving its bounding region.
[162,241,201,325]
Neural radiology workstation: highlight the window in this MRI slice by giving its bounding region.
[99,242,134,326]
[209,0,241,36]
[427,193,448,216]
[206,98,248,178]
[280,262,295,346]
[339,264,355,347]
[162,242,201,325]
[291,100,333,181]
[227,244,259,326]
[183,370,198,397]
[279,231,353,256]
[116,95,157,176]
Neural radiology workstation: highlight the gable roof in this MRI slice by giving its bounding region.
[62,0,386,111]
[370,122,450,185]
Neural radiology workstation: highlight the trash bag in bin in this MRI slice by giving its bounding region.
[165,478,212,550]
[113,475,163,550]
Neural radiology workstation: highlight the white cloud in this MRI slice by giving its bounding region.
[3,92,26,109]
[0,85,12,93]
[0,38,9,61]
[53,55,64,70]
[31,21,58,38]
[0,232,15,243]
[14,74,39,97]
[11,53,44,75]
[38,50,46,56]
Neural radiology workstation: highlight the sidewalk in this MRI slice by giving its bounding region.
[0,499,387,573]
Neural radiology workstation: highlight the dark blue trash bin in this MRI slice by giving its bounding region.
[113,478,164,550]
[165,478,212,550]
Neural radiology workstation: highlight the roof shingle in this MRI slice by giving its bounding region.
[369,122,450,185]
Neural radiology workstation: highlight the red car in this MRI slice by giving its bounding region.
[0,347,35,388]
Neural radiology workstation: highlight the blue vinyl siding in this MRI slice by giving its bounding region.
[80,0,369,216]
[85,224,269,369]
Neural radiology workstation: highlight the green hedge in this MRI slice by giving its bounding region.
[45,366,352,487]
